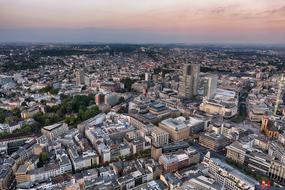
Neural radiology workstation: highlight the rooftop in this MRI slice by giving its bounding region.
[160,118,187,131]
[42,122,64,131]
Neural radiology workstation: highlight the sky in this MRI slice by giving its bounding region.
[0,0,285,44]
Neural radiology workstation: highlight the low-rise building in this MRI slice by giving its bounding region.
[268,160,285,186]
[151,127,169,147]
[226,141,247,164]
[21,106,41,119]
[67,145,99,171]
[159,117,190,141]
[204,154,258,190]
[159,151,199,173]
[199,88,238,118]
[0,164,14,190]
[199,132,231,152]
[41,122,69,141]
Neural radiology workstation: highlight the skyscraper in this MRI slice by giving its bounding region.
[179,64,200,98]
[75,69,84,86]
[204,75,218,99]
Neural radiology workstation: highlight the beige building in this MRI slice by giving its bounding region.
[21,106,41,119]
[75,69,84,86]
[159,117,190,141]
[199,100,237,118]
[226,141,246,164]
[199,132,231,152]
[151,145,162,161]
[268,160,285,185]
[199,88,238,118]
[151,127,169,147]
[248,105,268,122]
[15,164,30,184]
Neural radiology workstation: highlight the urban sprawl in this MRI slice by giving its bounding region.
[0,44,284,190]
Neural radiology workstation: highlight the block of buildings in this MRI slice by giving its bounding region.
[199,132,231,152]
[41,122,69,141]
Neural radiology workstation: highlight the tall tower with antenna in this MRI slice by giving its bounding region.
[274,74,285,116]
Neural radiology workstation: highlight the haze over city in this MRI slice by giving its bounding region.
[0,0,285,44]
[0,1,285,190]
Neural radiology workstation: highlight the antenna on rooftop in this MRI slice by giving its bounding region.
[274,74,284,116]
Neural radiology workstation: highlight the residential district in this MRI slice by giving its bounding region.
[0,44,284,190]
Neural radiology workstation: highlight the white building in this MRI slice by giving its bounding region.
[203,153,258,190]
[200,88,238,118]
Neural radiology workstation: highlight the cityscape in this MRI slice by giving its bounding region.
[0,1,285,190]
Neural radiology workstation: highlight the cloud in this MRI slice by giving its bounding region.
[0,0,284,43]
[210,4,239,15]
[261,6,285,16]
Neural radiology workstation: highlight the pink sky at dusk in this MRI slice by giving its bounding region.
[0,0,284,43]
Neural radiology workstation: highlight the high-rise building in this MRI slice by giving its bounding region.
[104,93,119,106]
[84,75,91,86]
[95,93,105,105]
[204,75,218,99]
[75,69,84,86]
[179,64,200,98]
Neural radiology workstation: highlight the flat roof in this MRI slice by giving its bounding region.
[161,118,187,131]
[42,123,63,131]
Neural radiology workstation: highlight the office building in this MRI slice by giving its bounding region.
[268,160,285,185]
[95,93,105,105]
[199,88,238,118]
[179,64,200,98]
[41,122,69,141]
[226,141,272,176]
[67,145,99,171]
[179,176,222,190]
[204,75,218,99]
[84,74,91,86]
[159,154,190,172]
[226,141,247,164]
[159,117,190,142]
[75,69,84,86]
[204,154,258,190]
[199,132,231,152]
[151,127,169,147]
[104,93,119,107]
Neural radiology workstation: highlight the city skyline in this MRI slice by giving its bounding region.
[0,0,285,44]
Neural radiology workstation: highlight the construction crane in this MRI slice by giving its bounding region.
[274,74,285,116]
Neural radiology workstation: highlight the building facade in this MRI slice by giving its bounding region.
[204,75,218,100]
[178,64,200,98]
[159,118,190,142]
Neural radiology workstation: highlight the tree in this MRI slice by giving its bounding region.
[37,152,49,168]
[39,85,59,95]
[118,97,125,104]
[5,116,19,125]
[120,77,136,92]
[11,108,21,117]
[21,102,28,107]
